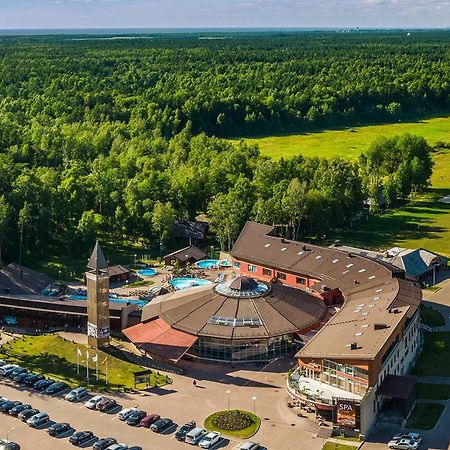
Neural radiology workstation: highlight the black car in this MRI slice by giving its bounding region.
[0,401,22,413]
[0,439,20,450]
[127,447,143,450]
[150,417,174,433]
[9,367,27,378]
[69,431,94,446]
[34,379,54,391]
[24,374,45,386]
[44,381,67,395]
[14,372,30,383]
[126,410,146,426]
[9,404,32,416]
[47,422,71,437]
[18,408,39,421]
[175,420,196,441]
[92,437,117,450]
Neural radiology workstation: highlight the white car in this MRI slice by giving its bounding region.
[65,387,88,402]
[392,432,422,444]
[235,442,260,450]
[117,407,138,421]
[388,438,419,450]
[199,432,221,449]
[85,395,103,409]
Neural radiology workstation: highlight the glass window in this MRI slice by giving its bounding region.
[263,268,272,276]
[277,272,286,280]
[296,276,306,285]
[248,264,257,273]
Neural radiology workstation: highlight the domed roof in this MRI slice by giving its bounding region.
[228,276,258,291]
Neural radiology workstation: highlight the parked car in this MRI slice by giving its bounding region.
[9,367,27,379]
[392,433,422,444]
[150,417,173,433]
[69,431,94,446]
[23,373,45,386]
[0,365,19,376]
[0,401,22,413]
[93,437,117,450]
[65,387,88,402]
[234,442,260,450]
[34,379,54,391]
[14,372,30,384]
[126,409,147,426]
[0,439,20,450]
[117,407,137,421]
[199,431,221,449]
[45,381,67,395]
[85,395,103,409]
[27,412,49,428]
[0,360,5,367]
[139,413,160,428]
[96,398,117,412]
[18,408,39,421]
[47,422,71,437]
[388,438,420,450]
[184,427,207,445]
[127,447,142,450]
[175,421,196,441]
[105,445,127,450]
[9,403,31,416]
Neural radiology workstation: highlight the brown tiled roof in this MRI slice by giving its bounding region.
[107,265,130,277]
[0,263,53,295]
[140,281,326,340]
[231,222,422,361]
[163,245,207,262]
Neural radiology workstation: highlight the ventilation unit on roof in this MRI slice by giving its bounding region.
[389,308,401,314]
[348,252,355,258]
[350,342,358,350]
[281,238,286,243]
[354,280,360,285]
[302,245,308,251]
[374,323,389,330]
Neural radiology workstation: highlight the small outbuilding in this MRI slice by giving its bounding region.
[163,245,207,267]
[107,265,131,282]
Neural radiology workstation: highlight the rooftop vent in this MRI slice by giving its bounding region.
[350,342,358,350]
[281,238,286,243]
[374,323,389,330]
[302,245,310,251]
[389,308,401,314]
[348,252,355,258]
[354,280,360,285]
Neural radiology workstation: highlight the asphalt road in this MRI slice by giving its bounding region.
[0,380,235,450]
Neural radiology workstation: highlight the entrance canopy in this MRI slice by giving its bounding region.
[123,318,198,362]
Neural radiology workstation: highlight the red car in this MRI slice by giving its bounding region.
[139,414,160,428]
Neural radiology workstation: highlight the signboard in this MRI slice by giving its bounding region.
[134,369,152,386]
[336,399,356,428]
[87,322,110,339]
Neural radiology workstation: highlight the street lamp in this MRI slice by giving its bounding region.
[6,427,15,442]
[226,390,231,411]
[134,254,137,265]
[252,396,256,414]
[58,270,61,280]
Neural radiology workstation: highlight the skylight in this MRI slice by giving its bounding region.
[264,243,270,248]
[332,259,339,263]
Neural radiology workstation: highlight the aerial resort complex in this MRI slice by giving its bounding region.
[0,18,449,450]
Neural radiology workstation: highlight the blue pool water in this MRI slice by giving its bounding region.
[170,277,213,290]
[196,259,232,269]
[138,268,157,277]
[68,295,147,308]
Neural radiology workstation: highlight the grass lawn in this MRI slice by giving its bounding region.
[203,410,260,439]
[322,443,358,450]
[412,332,450,377]
[406,402,445,430]
[416,383,450,400]
[421,305,446,328]
[0,334,171,391]
[243,115,450,160]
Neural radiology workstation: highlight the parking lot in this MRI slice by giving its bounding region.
[0,356,325,450]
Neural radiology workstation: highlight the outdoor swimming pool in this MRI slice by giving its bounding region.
[68,295,147,308]
[138,268,157,277]
[196,259,232,269]
[170,277,213,290]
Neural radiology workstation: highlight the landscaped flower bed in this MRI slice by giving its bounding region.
[204,410,260,438]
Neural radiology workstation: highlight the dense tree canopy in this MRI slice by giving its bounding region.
[0,31,442,258]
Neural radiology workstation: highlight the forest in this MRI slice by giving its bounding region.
[0,31,446,261]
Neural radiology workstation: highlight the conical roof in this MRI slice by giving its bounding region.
[228,276,259,291]
[87,241,108,272]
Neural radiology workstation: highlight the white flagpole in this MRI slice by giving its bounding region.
[105,357,108,385]
[76,349,79,375]
[86,349,89,386]
[96,353,99,381]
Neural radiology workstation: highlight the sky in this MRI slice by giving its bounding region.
[0,0,449,30]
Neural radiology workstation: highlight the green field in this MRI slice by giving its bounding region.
[0,334,171,391]
[412,332,450,377]
[243,116,450,256]
[245,116,450,160]
[406,402,445,430]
